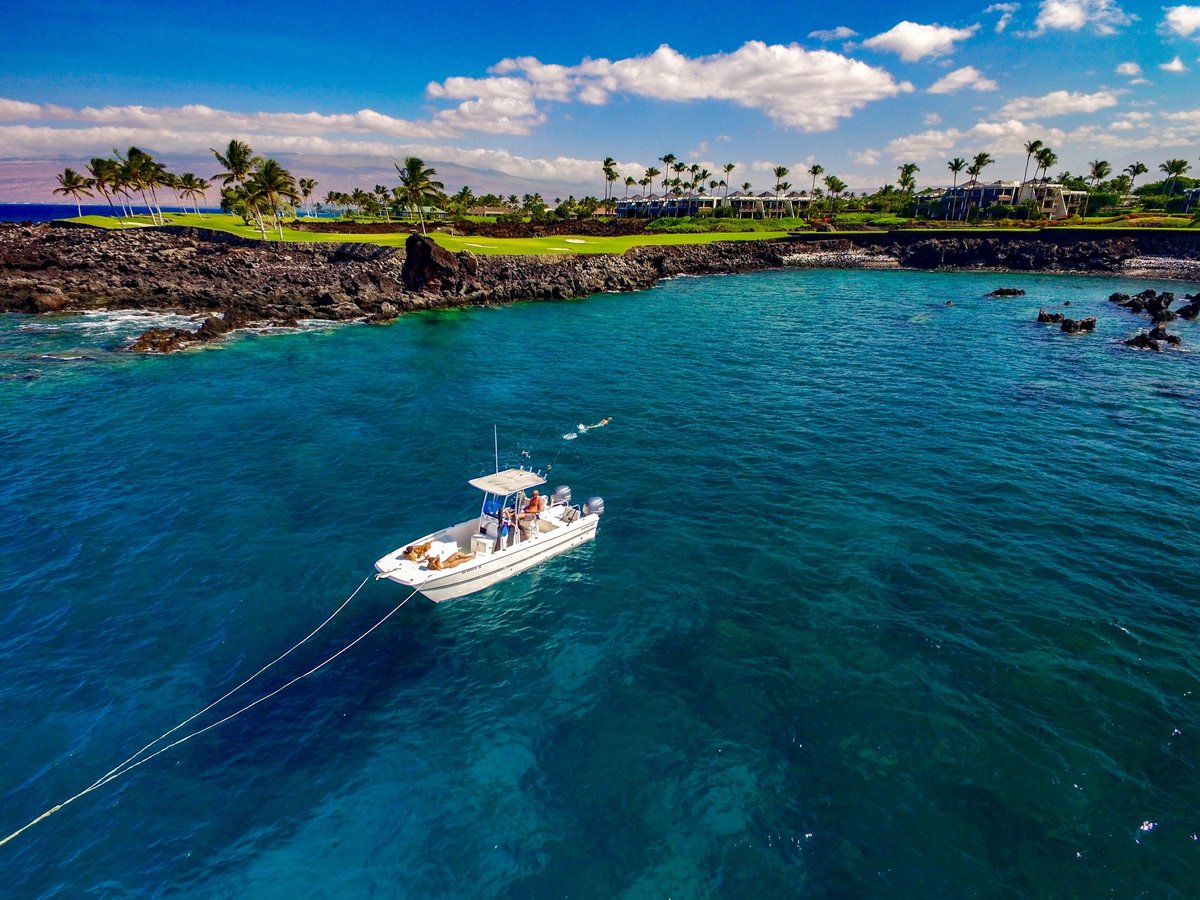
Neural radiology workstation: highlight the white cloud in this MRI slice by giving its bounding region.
[435,42,913,132]
[0,98,43,120]
[0,97,467,139]
[927,66,999,93]
[1000,89,1121,117]
[986,3,1021,32]
[808,26,858,41]
[855,149,882,166]
[0,122,617,185]
[924,112,943,124]
[1159,55,1188,71]
[1115,61,1141,76]
[1029,0,1134,35]
[862,21,981,61]
[0,41,916,164]
[883,120,1067,161]
[1161,5,1200,37]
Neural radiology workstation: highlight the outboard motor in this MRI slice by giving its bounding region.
[583,497,605,517]
[552,485,572,506]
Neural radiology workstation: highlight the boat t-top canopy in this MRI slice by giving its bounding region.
[468,468,546,495]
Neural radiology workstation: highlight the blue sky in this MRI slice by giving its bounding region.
[2,0,1198,201]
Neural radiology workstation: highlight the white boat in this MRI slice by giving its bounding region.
[374,468,604,602]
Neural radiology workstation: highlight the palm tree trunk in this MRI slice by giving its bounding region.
[148,185,163,225]
[98,187,122,228]
[138,188,153,223]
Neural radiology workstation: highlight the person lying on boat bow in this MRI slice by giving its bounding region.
[427,549,475,570]
[403,542,432,561]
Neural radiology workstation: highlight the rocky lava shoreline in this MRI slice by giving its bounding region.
[2,222,1198,352]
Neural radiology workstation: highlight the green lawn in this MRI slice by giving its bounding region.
[67,212,788,255]
[63,210,1198,255]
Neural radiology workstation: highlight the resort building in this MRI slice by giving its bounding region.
[921,179,1088,219]
[614,190,809,219]
[1184,188,1200,213]
[1018,180,1089,218]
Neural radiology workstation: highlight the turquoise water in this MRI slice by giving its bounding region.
[3,269,1199,897]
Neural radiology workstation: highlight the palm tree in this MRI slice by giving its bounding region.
[86,157,121,223]
[54,168,93,217]
[211,139,259,191]
[823,175,847,218]
[212,139,262,230]
[299,178,317,218]
[644,167,661,199]
[897,162,920,195]
[349,188,371,219]
[372,184,392,222]
[193,176,212,218]
[722,163,736,200]
[964,160,983,220]
[395,156,444,235]
[246,158,301,239]
[601,157,617,203]
[177,173,206,217]
[965,151,995,220]
[1034,147,1057,183]
[671,162,687,196]
[116,146,165,225]
[1021,139,1044,187]
[449,185,475,215]
[777,182,792,217]
[947,157,966,220]
[772,165,789,217]
[623,176,636,198]
[1088,159,1111,188]
[1123,161,1148,205]
[1159,158,1191,197]
[659,154,676,194]
[807,164,824,220]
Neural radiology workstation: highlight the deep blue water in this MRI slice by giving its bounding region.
[0,204,217,223]
[0,204,332,223]
[3,269,1200,897]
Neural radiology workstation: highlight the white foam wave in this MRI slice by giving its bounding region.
[21,309,204,337]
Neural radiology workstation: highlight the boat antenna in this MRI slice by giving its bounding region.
[493,425,499,474]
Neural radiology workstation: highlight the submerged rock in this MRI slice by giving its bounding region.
[987,287,1026,297]
[1060,317,1096,333]
[1149,325,1182,346]
[129,327,198,353]
[1037,309,1064,323]
[1124,331,1162,351]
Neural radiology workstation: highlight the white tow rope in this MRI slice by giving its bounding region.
[0,574,420,848]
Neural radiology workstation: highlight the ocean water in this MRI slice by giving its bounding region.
[0,204,217,224]
[2,269,1199,897]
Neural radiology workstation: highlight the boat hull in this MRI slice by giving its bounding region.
[377,514,599,602]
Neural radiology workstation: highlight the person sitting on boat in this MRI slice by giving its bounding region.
[427,549,475,570]
[517,490,544,538]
